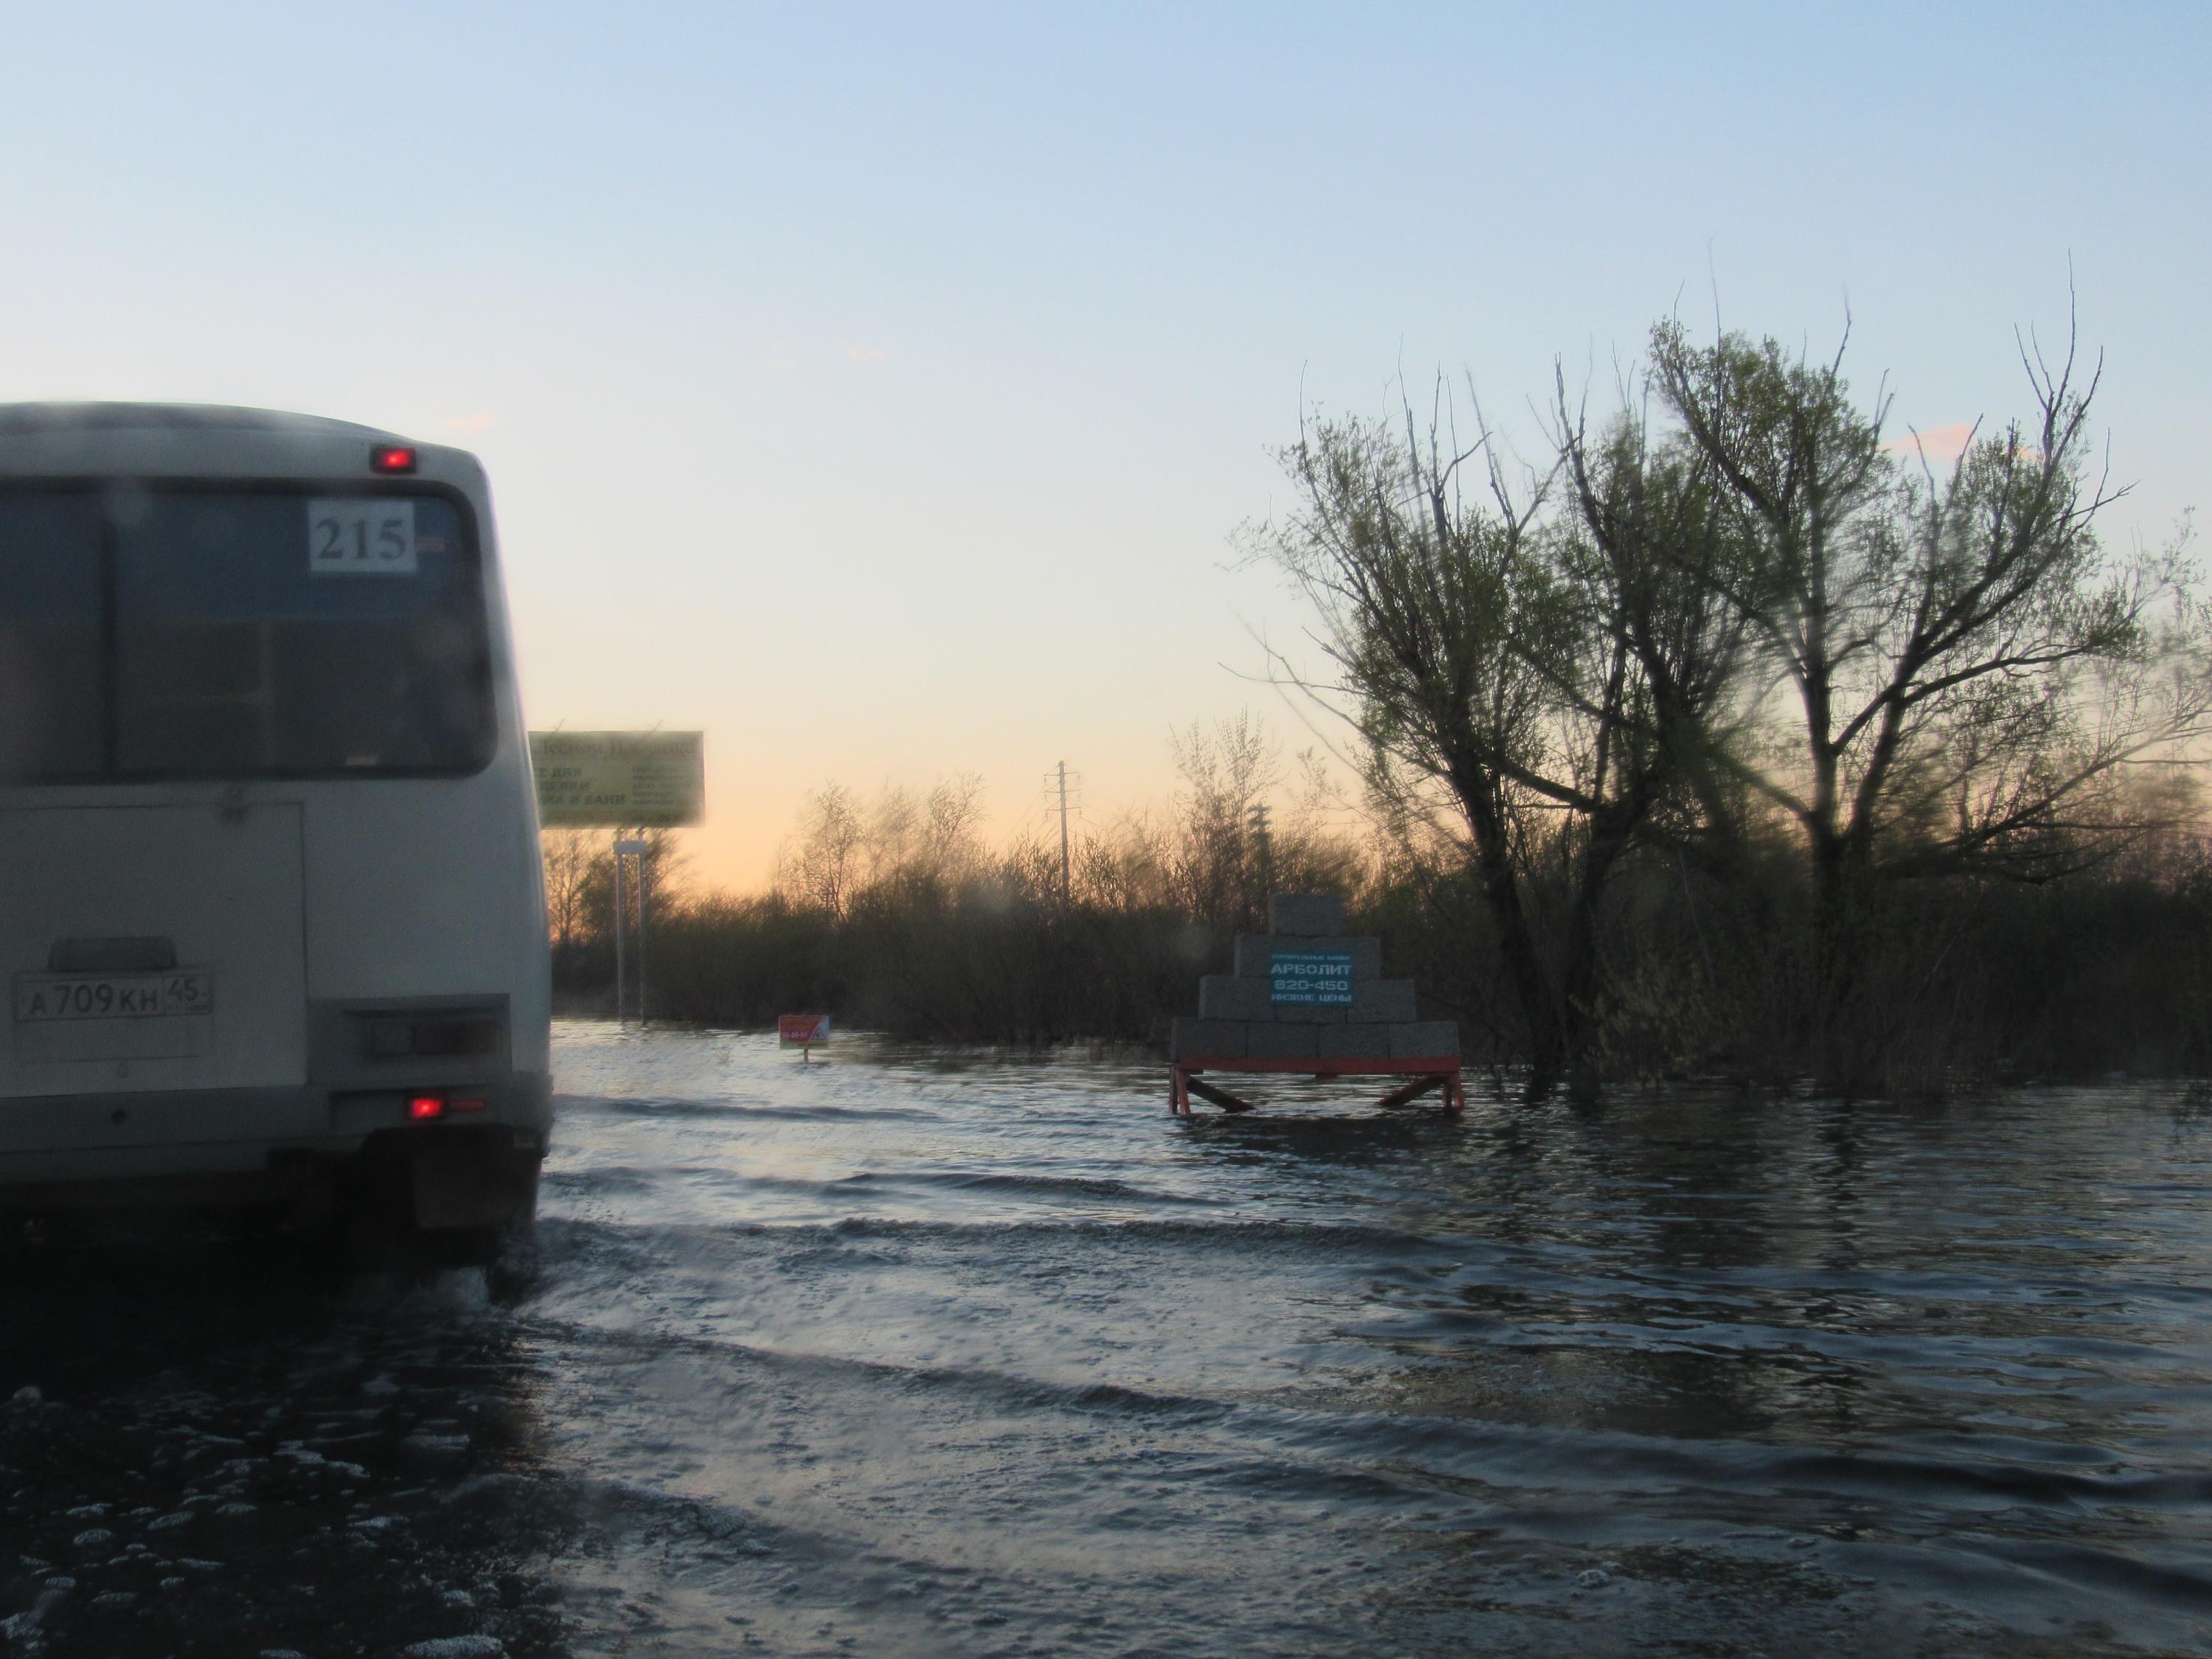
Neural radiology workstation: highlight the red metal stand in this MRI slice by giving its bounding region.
[1169,1054,1466,1116]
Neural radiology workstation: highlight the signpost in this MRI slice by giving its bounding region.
[779,1014,830,1060]
[530,731,705,1025]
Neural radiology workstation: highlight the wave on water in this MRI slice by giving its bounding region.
[553,1092,945,1124]
[883,1167,1217,1203]
[543,1163,1225,1210]
[533,1211,1461,1258]
[518,1295,2212,1553]
[515,1307,1244,1426]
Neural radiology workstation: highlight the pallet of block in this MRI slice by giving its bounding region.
[1167,894,1463,1115]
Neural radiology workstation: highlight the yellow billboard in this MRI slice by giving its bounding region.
[529,731,705,827]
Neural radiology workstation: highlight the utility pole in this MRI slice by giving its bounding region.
[1057,759,1072,905]
[1247,801,1273,908]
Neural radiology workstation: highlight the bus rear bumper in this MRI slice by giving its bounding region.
[0,1072,551,1236]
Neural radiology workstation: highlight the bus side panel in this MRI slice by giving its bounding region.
[473,498,553,1080]
[299,761,552,1077]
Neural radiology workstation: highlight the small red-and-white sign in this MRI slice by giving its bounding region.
[779,1013,831,1049]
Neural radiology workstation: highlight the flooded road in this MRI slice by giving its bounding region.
[5,1021,2212,1657]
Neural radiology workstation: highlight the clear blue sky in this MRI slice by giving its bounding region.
[2,2,2203,883]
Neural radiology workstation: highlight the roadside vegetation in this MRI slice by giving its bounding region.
[554,309,2212,1099]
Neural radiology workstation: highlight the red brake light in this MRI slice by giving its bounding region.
[407,1095,444,1120]
[370,445,417,475]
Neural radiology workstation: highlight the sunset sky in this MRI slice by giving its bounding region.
[1,2,2204,888]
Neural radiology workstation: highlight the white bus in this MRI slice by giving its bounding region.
[0,403,551,1267]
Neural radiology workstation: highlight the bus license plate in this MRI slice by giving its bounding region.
[13,971,213,1023]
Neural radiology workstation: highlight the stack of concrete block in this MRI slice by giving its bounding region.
[1169,894,1460,1062]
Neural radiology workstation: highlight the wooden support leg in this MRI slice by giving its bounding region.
[1166,1064,1467,1117]
[1375,1073,1447,1110]
[1183,1074,1258,1114]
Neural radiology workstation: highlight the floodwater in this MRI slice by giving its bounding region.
[4,1024,2212,1658]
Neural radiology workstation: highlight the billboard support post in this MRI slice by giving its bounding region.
[612,830,628,1023]
[613,835,650,1026]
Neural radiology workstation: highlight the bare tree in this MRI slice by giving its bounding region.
[1554,375,1764,877]
[776,776,990,921]
[1078,818,1170,912]
[778,782,867,919]
[1167,713,1277,929]
[1255,392,1681,1099]
[540,827,600,956]
[1268,748,1371,899]
[1649,311,2211,1079]
[634,827,689,914]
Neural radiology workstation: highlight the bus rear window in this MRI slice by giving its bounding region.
[0,487,493,782]
[0,494,103,780]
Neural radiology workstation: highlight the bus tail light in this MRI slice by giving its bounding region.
[370,445,417,475]
[408,1095,445,1121]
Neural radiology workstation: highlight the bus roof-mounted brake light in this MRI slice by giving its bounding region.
[370,445,417,475]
